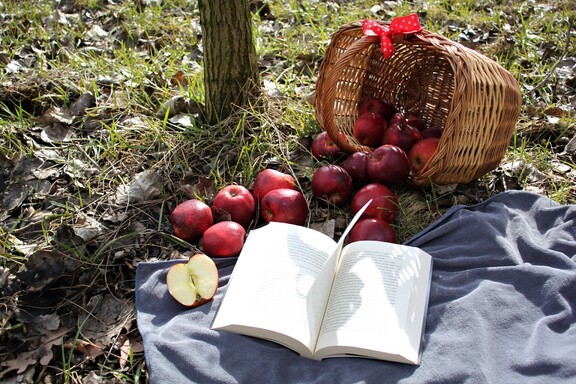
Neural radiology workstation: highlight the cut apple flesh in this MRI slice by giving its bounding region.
[166,254,219,307]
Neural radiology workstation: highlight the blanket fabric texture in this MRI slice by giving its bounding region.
[136,190,576,383]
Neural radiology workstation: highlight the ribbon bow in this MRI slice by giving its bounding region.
[362,14,422,59]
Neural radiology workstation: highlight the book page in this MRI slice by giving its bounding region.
[305,240,341,337]
[314,241,432,364]
[305,199,372,335]
[212,222,338,357]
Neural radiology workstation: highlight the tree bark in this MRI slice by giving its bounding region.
[199,0,260,124]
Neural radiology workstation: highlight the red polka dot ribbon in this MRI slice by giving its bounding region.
[362,14,422,59]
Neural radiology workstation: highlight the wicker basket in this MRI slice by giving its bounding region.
[314,20,522,186]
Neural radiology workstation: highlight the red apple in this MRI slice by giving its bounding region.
[382,122,423,154]
[408,137,440,174]
[260,188,309,226]
[252,169,296,203]
[351,183,399,223]
[213,184,255,228]
[406,124,424,141]
[353,112,388,148]
[311,131,345,160]
[388,112,406,126]
[311,164,353,206]
[340,151,370,186]
[366,144,411,186]
[359,97,396,121]
[166,253,218,307]
[404,110,420,119]
[348,218,397,243]
[406,115,427,131]
[421,127,443,139]
[202,221,246,258]
[170,199,214,243]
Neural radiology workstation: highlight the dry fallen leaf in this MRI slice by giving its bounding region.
[35,106,76,125]
[156,95,204,118]
[310,219,336,239]
[170,70,189,87]
[40,122,74,143]
[71,213,106,243]
[115,169,162,204]
[79,294,135,347]
[564,135,576,156]
[0,327,70,378]
[69,93,96,116]
[65,339,105,359]
[118,334,144,369]
[18,249,80,292]
[0,182,31,221]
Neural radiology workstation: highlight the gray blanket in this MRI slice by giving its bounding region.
[136,190,576,383]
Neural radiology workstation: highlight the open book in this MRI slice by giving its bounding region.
[212,204,433,365]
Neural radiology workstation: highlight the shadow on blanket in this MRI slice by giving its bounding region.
[136,190,576,383]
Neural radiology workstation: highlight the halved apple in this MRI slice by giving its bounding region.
[166,253,219,307]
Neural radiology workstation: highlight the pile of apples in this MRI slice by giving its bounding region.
[309,97,443,244]
[352,97,442,158]
[170,169,308,259]
[166,169,309,307]
[315,97,442,182]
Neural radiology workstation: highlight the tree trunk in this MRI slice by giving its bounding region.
[199,0,260,124]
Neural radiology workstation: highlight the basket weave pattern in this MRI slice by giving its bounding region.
[314,20,522,185]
